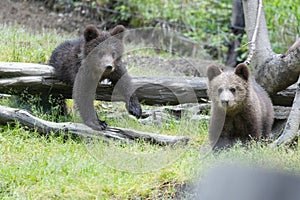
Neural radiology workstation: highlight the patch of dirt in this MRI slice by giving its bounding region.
[0,0,100,35]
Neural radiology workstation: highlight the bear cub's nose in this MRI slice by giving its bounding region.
[105,65,113,71]
[221,100,229,107]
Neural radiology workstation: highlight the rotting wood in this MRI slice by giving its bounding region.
[0,105,189,145]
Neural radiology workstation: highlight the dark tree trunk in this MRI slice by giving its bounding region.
[225,0,245,67]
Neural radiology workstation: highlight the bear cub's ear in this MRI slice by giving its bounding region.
[207,65,222,81]
[84,25,100,42]
[110,25,126,39]
[235,63,250,81]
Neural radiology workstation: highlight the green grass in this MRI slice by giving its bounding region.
[2,121,300,199]
[1,25,300,199]
[0,24,73,63]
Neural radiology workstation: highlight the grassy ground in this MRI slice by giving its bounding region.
[1,25,300,199]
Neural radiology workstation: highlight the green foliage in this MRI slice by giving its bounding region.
[118,0,233,60]
[122,0,299,58]
[264,0,300,53]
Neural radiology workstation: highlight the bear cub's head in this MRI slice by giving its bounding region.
[82,24,126,75]
[207,63,250,112]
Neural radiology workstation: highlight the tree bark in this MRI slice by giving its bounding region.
[242,0,300,94]
[0,105,189,145]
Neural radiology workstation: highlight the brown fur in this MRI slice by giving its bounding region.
[207,63,274,149]
[49,24,142,130]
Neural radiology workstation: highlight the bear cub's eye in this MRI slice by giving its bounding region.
[218,88,223,94]
[230,87,236,93]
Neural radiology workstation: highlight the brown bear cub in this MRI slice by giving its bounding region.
[49,24,142,130]
[206,63,274,149]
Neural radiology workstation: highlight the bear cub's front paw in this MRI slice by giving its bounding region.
[86,120,108,131]
[127,95,142,119]
[98,120,108,130]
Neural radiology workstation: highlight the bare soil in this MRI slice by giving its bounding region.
[0,0,100,34]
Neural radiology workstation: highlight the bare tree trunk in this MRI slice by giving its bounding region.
[242,0,300,94]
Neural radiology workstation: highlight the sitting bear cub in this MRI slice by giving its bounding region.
[206,63,274,149]
[49,24,142,130]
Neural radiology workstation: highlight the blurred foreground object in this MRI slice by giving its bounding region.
[193,164,300,200]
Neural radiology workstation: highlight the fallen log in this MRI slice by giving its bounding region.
[0,105,189,145]
[0,62,54,77]
[0,62,296,106]
[0,62,208,105]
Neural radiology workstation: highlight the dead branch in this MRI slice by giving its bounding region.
[0,105,189,145]
[270,75,300,147]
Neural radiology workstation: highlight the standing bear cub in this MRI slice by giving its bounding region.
[206,63,274,149]
[49,24,142,130]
